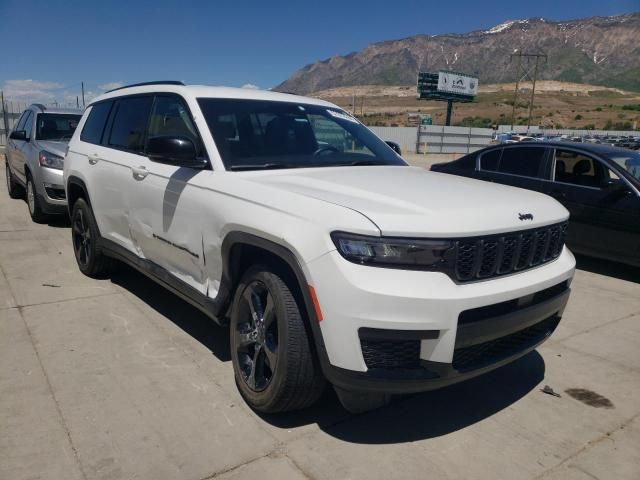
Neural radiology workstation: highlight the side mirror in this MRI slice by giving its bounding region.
[147,136,206,168]
[9,130,27,141]
[385,141,402,155]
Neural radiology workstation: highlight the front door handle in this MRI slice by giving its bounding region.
[550,190,566,199]
[131,166,148,180]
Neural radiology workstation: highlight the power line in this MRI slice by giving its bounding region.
[509,51,547,131]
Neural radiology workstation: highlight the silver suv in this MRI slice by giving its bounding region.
[5,104,83,222]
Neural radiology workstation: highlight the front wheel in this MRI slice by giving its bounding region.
[5,162,23,199]
[230,265,325,413]
[26,174,47,223]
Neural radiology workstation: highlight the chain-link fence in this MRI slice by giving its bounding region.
[0,94,84,149]
[0,95,32,149]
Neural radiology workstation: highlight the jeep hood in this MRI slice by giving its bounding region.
[245,166,569,237]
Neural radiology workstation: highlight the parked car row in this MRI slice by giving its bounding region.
[5,82,576,414]
[432,142,640,267]
[495,132,640,150]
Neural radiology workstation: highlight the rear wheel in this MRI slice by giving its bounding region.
[230,265,325,413]
[71,198,113,277]
[5,161,23,199]
[26,174,47,223]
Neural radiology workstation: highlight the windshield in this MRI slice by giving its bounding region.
[609,151,640,181]
[36,113,82,141]
[197,98,406,170]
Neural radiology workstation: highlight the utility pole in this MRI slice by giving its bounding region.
[1,91,9,139]
[527,56,542,131]
[509,51,547,132]
[510,53,522,131]
[81,81,85,108]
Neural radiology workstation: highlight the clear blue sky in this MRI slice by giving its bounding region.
[1,0,637,103]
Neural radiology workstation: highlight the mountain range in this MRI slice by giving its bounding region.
[275,13,640,94]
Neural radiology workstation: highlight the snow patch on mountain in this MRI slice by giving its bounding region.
[484,19,529,34]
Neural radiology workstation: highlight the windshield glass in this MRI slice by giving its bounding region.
[197,98,406,170]
[609,151,640,181]
[36,113,82,141]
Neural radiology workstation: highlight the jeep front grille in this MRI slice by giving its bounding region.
[453,222,567,282]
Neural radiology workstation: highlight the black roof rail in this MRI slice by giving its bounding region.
[32,103,47,111]
[105,81,185,93]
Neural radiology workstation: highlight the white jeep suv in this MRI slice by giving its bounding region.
[64,81,575,413]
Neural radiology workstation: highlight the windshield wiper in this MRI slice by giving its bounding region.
[228,163,297,171]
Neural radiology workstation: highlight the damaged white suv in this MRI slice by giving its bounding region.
[64,82,575,413]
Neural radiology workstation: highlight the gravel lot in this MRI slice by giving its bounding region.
[1,156,639,480]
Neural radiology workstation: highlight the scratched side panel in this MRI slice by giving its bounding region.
[128,163,208,294]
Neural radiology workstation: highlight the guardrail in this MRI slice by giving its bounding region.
[369,125,493,154]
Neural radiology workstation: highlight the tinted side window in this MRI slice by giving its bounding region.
[108,96,153,152]
[480,149,501,171]
[147,96,203,156]
[23,111,34,138]
[498,147,546,178]
[554,149,608,188]
[81,101,113,144]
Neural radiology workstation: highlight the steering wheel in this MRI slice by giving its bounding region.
[313,145,340,156]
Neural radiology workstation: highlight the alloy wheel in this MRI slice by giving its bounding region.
[233,281,279,391]
[26,179,35,214]
[72,209,92,267]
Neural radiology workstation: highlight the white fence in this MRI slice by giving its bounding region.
[371,125,640,154]
[370,125,494,154]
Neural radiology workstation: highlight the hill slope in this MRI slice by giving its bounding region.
[275,13,640,94]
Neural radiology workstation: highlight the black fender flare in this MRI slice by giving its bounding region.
[220,231,329,366]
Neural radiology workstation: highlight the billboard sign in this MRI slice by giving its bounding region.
[437,71,478,97]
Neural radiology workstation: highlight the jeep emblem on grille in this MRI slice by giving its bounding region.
[518,213,534,221]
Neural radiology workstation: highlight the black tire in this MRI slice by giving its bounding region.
[71,198,113,278]
[5,161,23,199]
[26,173,47,223]
[230,264,325,413]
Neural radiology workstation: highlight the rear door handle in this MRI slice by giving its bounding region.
[88,153,100,165]
[550,190,566,199]
[131,166,148,180]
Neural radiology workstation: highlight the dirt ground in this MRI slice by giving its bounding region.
[314,81,640,130]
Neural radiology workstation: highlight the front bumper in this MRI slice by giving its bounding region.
[34,166,67,213]
[305,247,575,393]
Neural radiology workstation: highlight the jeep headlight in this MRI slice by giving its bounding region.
[39,150,64,170]
[331,232,453,269]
